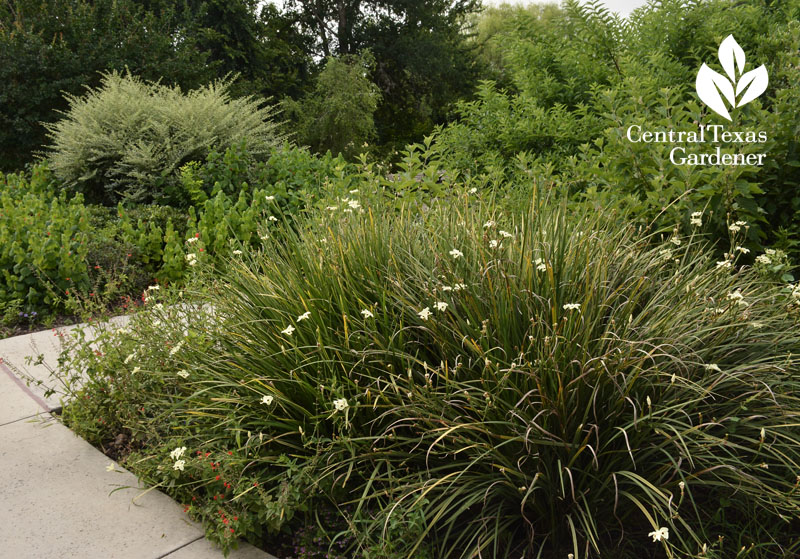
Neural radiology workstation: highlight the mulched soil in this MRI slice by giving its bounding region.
[0,314,81,340]
[99,431,138,462]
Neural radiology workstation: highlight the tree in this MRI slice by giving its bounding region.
[283,0,485,150]
[282,51,381,157]
[0,0,312,171]
[466,2,562,89]
[253,4,313,100]
[0,0,214,171]
[169,0,312,99]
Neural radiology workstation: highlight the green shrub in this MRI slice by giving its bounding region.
[45,71,286,206]
[0,147,342,320]
[55,189,800,558]
[569,80,773,247]
[86,204,192,294]
[0,164,195,319]
[178,142,349,214]
[0,164,91,313]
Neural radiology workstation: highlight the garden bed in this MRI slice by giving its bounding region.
[45,191,800,559]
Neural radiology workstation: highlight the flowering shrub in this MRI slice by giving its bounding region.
[54,188,800,558]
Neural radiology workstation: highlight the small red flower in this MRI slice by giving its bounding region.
[215,475,220,481]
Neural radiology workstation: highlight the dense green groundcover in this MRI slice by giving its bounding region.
[0,145,347,326]
[52,189,800,559]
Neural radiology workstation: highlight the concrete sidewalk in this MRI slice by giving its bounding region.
[0,322,276,559]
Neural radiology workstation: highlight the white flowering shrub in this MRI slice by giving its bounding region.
[54,191,800,558]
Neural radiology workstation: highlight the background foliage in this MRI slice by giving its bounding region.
[433,0,800,257]
[0,0,215,171]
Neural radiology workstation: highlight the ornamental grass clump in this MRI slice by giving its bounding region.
[61,193,800,558]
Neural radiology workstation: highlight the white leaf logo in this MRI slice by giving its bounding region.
[695,35,768,121]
